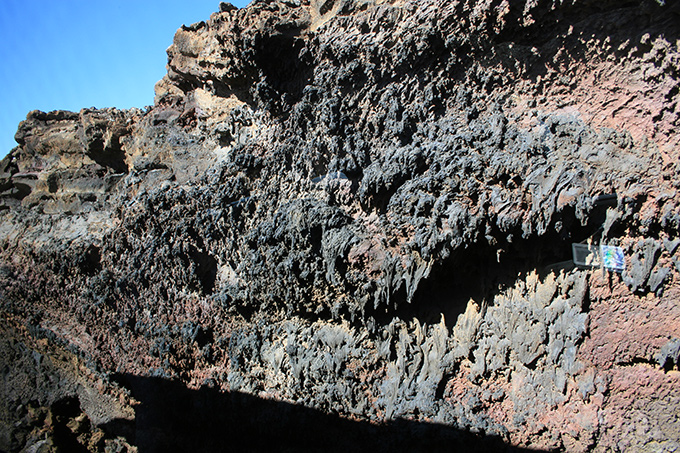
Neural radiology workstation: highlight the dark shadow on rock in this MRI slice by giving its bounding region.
[365,202,606,331]
[107,373,547,453]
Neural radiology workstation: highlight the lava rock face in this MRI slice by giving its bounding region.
[2,0,680,451]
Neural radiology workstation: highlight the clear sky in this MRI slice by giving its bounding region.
[0,0,250,159]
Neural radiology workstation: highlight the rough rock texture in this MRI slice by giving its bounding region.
[1,0,680,451]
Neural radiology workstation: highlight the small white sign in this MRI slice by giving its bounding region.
[572,243,626,272]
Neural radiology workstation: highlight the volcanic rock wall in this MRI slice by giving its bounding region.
[1,0,679,451]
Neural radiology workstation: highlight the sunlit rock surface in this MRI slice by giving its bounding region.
[1,1,679,451]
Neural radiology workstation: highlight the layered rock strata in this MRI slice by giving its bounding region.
[1,0,679,451]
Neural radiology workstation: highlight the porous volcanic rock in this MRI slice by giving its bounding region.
[1,0,679,451]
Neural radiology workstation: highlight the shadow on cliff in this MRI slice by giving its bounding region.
[105,373,546,453]
[366,202,605,331]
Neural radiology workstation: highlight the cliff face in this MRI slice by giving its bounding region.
[1,0,680,451]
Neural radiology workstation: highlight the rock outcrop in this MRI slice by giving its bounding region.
[1,0,679,451]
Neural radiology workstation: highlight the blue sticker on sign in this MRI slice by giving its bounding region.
[600,245,625,272]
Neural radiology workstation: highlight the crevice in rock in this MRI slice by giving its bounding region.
[615,357,659,368]
[251,30,313,109]
[193,249,218,294]
[369,203,607,331]
[50,397,90,453]
[77,245,102,276]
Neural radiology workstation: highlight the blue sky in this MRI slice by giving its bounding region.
[0,0,250,159]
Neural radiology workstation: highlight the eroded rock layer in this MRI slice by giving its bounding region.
[1,0,679,451]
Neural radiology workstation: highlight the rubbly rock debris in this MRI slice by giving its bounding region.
[1,0,680,451]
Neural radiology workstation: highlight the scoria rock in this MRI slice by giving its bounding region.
[1,0,679,451]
